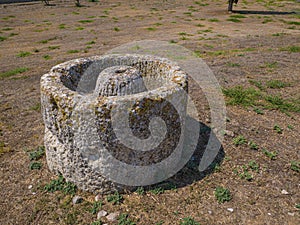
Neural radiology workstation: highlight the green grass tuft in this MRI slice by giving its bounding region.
[118,213,136,225]
[266,80,290,89]
[107,191,123,205]
[44,175,77,195]
[264,95,300,113]
[280,46,300,53]
[0,67,29,79]
[78,20,94,23]
[290,161,300,172]
[90,201,102,214]
[17,51,32,57]
[28,146,45,161]
[227,18,241,23]
[223,86,261,106]
[262,148,277,160]
[233,135,247,146]
[180,217,200,225]
[215,187,231,203]
[67,50,79,54]
[29,161,42,170]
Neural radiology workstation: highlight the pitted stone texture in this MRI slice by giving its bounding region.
[94,66,146,97]
[41,54,188,193]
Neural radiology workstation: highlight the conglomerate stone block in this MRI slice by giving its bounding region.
[41,54,188,193]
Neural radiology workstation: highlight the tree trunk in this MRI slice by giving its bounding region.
[228,0,234,12]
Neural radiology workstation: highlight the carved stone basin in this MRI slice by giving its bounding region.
[41,54,188,193]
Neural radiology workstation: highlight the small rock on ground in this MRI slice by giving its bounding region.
[72,195,83,204]
[224,130,234,137]
[97,210,108,220]
[106,212,119,221]
[95,194,102,202]
[227,208,234,212]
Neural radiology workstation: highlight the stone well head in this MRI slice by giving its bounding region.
[41,54,189,193]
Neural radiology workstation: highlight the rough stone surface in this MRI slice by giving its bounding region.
[106,212,119,221]
[41,54,188,193]
[95,194,102,202]
[97,210,108,220]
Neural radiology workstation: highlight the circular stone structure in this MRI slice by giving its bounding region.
[41,54,188,193]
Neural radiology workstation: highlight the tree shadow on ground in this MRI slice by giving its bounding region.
[232,10,297,15]
[141,116,225,192]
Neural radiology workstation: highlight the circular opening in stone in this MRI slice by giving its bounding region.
[41,54,189,192]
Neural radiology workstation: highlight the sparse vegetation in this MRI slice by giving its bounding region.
[239,166,253,181]
[17,51,32,57]
[233,135,247,146]
[59,24,66,29]
[90,201,102,214]
[149,187,165,195]
[107,191,123,205]
[78,20,94,23]
[266,80,290,89]
[43,55,51,60]
[273,124,283,134]
[146,27,157,31]
[262,148,277,160]
[91,220,102,225]
[223,86,261,107]
[209,18,219,22]
[248,141,259,150]
[67,50,80,54]
[29,161,42,170]
[0,67,29,79]
[253,107,264,115]
[248,160,259,172]
[180,217,200,225]
[86,41,96,45]
[28,146,45,161]
[0,36,7,41]
[135,187,145,195]
[280,46,300,53]
[290,161,299,172]
[44,175,77,195]
[227,18,242,23]
[118,213,136,225]
[226,62,240,67]
[215,187,231,203]
[265,95,300,113]
[48,45,60,50]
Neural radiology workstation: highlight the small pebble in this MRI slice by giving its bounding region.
[281,189,289,195]
[224,130,234,137]
[268,213,271,216]
[227,208,234,212]
[106,212,119,221]
[72,195,83,204]
[95,194,102,202]
[28,185,33,189]
[32,192,36,195]
[208,210,212,215]
[288,212,294,216]
[97,210,108,220]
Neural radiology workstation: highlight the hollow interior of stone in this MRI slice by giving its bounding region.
[58,57,177,94]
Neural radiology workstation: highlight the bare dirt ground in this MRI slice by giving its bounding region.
[0,0,299,224]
